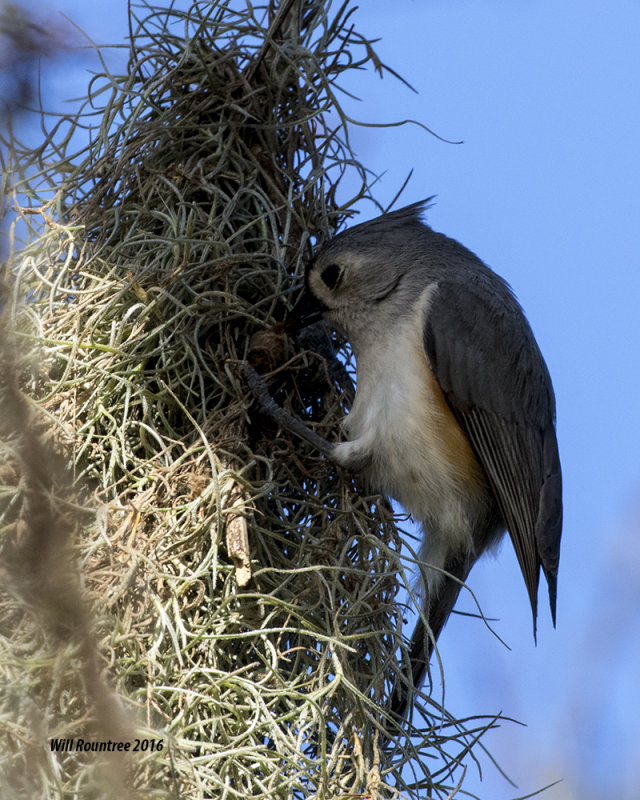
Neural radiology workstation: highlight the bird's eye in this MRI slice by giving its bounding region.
[320,262,342,290]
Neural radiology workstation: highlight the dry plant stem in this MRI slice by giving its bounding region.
[224,485,252,587]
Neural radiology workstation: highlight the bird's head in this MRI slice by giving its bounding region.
[289,199,435,340]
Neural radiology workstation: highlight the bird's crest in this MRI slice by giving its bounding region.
[344,197,436,237]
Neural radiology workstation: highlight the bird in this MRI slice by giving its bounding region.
[289,199,562,718]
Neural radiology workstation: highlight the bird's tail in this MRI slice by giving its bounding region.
[390,555,472,720]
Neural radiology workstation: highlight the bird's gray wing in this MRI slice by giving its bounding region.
[423,278,562,628]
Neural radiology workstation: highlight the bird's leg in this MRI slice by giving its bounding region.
[246,364,336,458]
[246,363,375,474]
[331,439,374,474]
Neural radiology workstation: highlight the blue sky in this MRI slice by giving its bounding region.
[16,1,640,798]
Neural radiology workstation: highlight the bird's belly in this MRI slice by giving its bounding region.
[343,314,488,551]
[353,382,478,524]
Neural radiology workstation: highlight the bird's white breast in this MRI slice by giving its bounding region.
[334,287,487,561]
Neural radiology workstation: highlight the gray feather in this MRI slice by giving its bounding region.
[423,276,562,629]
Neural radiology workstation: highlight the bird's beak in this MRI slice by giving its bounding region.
[285,287,327,334]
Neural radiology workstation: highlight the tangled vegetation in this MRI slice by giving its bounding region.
[0,2,505,798]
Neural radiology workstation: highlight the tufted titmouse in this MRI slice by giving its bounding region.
[287,200,562,717]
